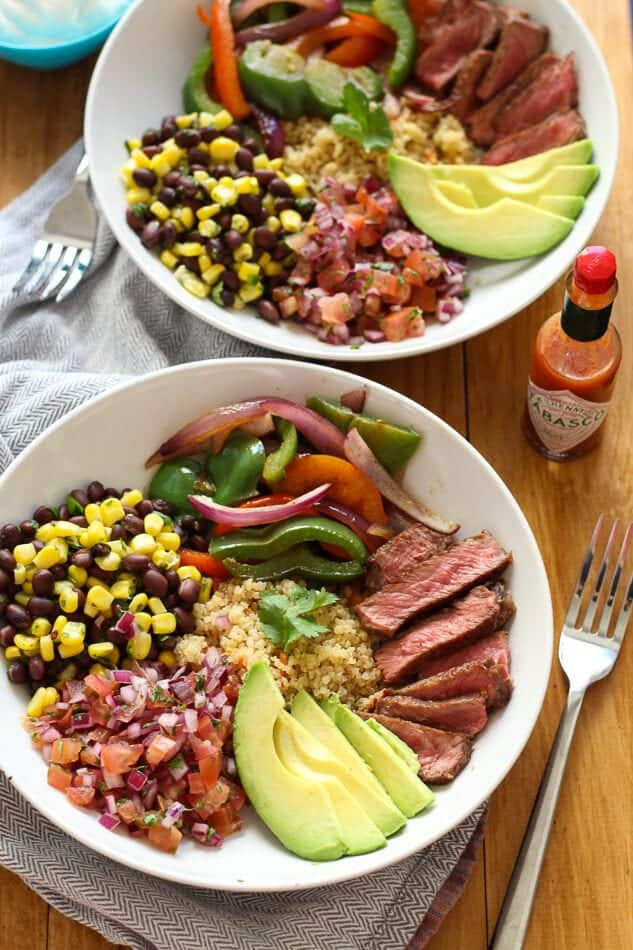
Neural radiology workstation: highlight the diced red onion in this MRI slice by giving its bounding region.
[103,769,125,789]
[127,769,147,792]
[184,709,198,733]
[224,755,237,777]
[192,821,209,837]
[119,685,137,705]
[190,482,331,526]
[168,758,189,781]
[98,814,120,832]
[214,615,231,632]
[211,690,228,709]
[161,801,185,829]
[210,832,223,848]
[104,793,117,815]
[221,704,232,721]
[343,428,458,534]
[113,670,133,683]
[42,745,52,764]
[126,721,142,740]
[204,647,222,669]
[158,712,179,731]
[143,779,159,809]
[41,726,62,743]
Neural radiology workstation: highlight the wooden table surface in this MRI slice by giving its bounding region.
[1,2,632,947]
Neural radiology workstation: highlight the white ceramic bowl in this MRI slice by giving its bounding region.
[0,359,552,890]
[85,0,617,362]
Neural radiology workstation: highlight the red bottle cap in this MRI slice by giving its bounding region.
[574,246,617,294]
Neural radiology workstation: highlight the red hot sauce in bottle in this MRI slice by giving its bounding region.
[523,246,621,461]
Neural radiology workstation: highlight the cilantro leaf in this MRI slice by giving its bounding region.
[259,584,339,653]
[331,83,393,154]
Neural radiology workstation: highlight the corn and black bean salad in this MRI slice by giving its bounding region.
[121,109,314,322]
[0,481,214,717]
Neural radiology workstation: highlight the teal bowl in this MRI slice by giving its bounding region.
[0,3,133,69]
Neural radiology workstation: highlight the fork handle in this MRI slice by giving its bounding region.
[490,689,585,950]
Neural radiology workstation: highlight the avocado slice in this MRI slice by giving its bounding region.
[305,60,382,118]
[327,699,434,818]
[389,153,575,261]
[290,690,406,836]
[537,194,585,220]
[233,662,347,862]
[428,163,599,208]
[365,717,421,774]
[274,711,387,855]
[491,139,594,182]
[435,180,478,209]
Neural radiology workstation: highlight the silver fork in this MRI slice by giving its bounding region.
[491,515,633,950]
[12,154,97,303]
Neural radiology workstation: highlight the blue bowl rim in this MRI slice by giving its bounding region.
[0,1,133,52]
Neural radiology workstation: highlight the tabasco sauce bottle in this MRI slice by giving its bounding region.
[523,246,621,461]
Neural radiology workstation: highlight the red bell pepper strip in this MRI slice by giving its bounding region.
[197,1,250,119]
[296,15,394,57]
[179,548,230,579]
[325,34,384,66]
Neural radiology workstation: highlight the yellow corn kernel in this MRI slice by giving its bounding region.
[109,540,130,558]
[263,260,284,277]
[157,532,181,553]
[36,520,82,542]
[258,252,271,269]
[59,587,79,614]
[160,249,178,269]
[13,564,27,585]
[152,612,176,635]
[262,194,275,215]
[279,209,303,233]
[177,269,210,299]
[235,175,260,196]
[201,263,225,286]
[31,618,51,639]
[14,634,39,656]
[67,565,88,588]
[230,213,249,234]
[95,551,122,572]
[175,113,195,129]
[198,111,215,127]
[177,565,202,582]
[39,635,55,662]
[180,206,195,229]
[149,200,170,222]
[130,592,148,613]
[133,611,152,632]
[239,282,264,303]
[198,576,212,603]
[269,158,283,171]
[253,154,270,170]
[162,143,184,167]
[131,147,152,169]
[210,109,233,130]
[121,489,143,507]
[88,642,115,659]
[14,542,36,565]
[21,581,34,595]
[209,137,240,162]
[128,630,152,661]
[27,687,49,718]
[173,241,204,258]
[233,297,245,311]
[148,596,166,615]
[152,549,180,571]
[49,537,69,561]
[52,615,68,635]
[44,686,59,708]
[198,253,212,273]
[197,219,219,240]
[57,663,77,682]
[121,157,136,187]
[100,498,125,526]
[86,522,109,548]
[237,261,260,282]
[211,182,238,207]
[130,533,157,555]
[14,592,30,607]
[89,663,107,676]
[150,153,172,178]
[265,215,281,233]
[197,204,220,221]
[110,645,121,665]
[144,512,164,537]
[85,585,114,616]
[233,244,253,262]
[285,173,307,196]
[158,649,177,669]
[32,545,58,570]
[86,575,107,589]
[193,169,210,184]
[4,646,20,660]
[53,579,71,596]
[58,641,84,659]
[110,578,135,600]
[127,186,152,205]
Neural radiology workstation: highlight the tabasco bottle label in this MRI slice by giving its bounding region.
[526,379,611,453]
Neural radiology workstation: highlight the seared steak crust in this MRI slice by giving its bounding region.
[365,522,454,593]
[362,713,473,785]
[376,693,488,737]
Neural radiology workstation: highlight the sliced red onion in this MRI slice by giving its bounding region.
[190,482,331,525]
[340,388,367,413]
[113,670,133,683]
[146,398,345,467]
[233,0,320,26]
[104,793,117,815]
[98,814,120,832]
[343,428,458,535]
[314,499,388,553]
[251,106,285,159]
[214,615,231,632]
[184,709,198,733]
[235,0,341,45]
[127,769,147,792]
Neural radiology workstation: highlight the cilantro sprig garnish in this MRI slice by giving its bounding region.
[331,83,394,154]
[259,584,339,653]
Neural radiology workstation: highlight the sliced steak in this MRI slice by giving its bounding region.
[394,658,513,710]
[495,53,578,138]
[468,51,560,145]
[414,49,494,121]
[415,1,500,93]
[362,713,472,785]
[477,9,548,101]
[365,523,455,592]
[484,109,586,165]
[417,0,473,48]
[375,583,514,685]
[356,531,511,637]
[415,629,511,679]
[376,693,488,737]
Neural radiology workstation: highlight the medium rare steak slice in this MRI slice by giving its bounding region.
[415,629,511,680]
[415,1,500,92]
[417,0,472,48]
[362,713,472,785]
[375,584,514,684]
[484,109,586,165]
[394,658,513,710]
[477,9,548,101]
[415,49,494,121]
[376,693,488,737]
[468,51,559,145]
[356,531,511,637]
[495,53,578,138]
[365,523,454,592]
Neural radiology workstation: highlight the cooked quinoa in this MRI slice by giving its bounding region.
[177,578,382,707]
[282,109,477,189]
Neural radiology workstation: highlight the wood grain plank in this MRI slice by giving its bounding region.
[47,908,126,950]
[427,853,488,950]
[0,866,48,950]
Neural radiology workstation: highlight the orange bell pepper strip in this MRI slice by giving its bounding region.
[197,1,250,119]
[325,34,385,67]
[179,548,230,579]
[296,15,395,58]
[346,10,396,42]
[407,0,442,31]
[276,455,388,524]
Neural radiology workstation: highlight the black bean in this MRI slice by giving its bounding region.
[179,176,197,198]
[152,499,173,516]
[178,578,200,605]
[126,206,146,233]
[218,211,233,230]
[33,505,54,524]
[270,178,291,198]
[123,513,145,535]
[6,604,31,630]
[174,606,196,634]
[0,594,8,616]
[106,626,125,645]
[121,553,150,574]
[223,229,243,250]
[103,487,119,499]
[142,128,161,147]
[201,127,220,143]
[213,165,231,180]
[0,550,16,571]
[188,148,209,167]
[165,570,180,592]
[50,565,67,581]
[233,170,250,180]
[142,145,162,159]
[91,543,110,558]
[243,137,259,153]
[255,169,276,188]
[296,197,316,219]
[0,569,9,593]
[222,270,239,292]
[70,489,90,507]
[0,625,14,648]
[191,520,203,534]
[205,237,223,261]
[58,504,69,520]
[31,569,54,596]
[161,221,178,249]
[238,194,262,218]
[158,186,177,208]
[275,197,295,213]
[225,124,243,142]
[175,128,201,148]
[19,520,36,539]
[28,656,46,681]
[87,480,105,502]
[141,220,161,249]
[220,289,235,307]
[27,596,56,618]
[137,500,154,517]
[87,566,114,584]
[256,300,280,324]
[160,115,178,139]
[158,635,177,651]
[0,525,21,549]
[189,534,208,552]
[7,661,27,685]
[148,644,159,662]
[183,197,204,213]
[76,651,92,671]
[254,226,276,250]
[164,170,181,188]
[235,148,254,171]
[189,164,209,176]
[132,167,157,189]
[69,516,88,527]
[108,524,124,542]
[272,243,290,261]
[183,257,201,275]
[70,549,93,570]
[143,569,168,598]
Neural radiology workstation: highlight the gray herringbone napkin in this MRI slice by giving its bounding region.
[0,144,486,950]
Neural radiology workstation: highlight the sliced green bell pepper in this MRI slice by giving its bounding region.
[372,0,416,87]
[206,430,265,507]
[210,515,368,562]
[238,41,310,120]
[263,418,298,484]
[182,46,224,115]
[224,543,365,582]
[147,458,214,515]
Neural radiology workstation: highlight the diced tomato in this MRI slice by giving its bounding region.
[101,742,144,775]
[211,805,243,837]
[179,548,229,579]
[50,737,83,765]
[195,780,230,818]
[48,763,72,791]
[84,673,117,698]
[402,249,430,287]
[80,747,100,767]
[318,292,354,325]
[117,799,140,824]
[224,778,247,811]
[317,261,350,293]
[66,786,96,807]
[189,735,216,762]
[188,770,207,796]
[199,749,222,789]
[411,284,438,312]
[367,269,400,301]
[146,734,179,767]
[148,824,183,854]
[382,306,426,342]
[198,714,231,744]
